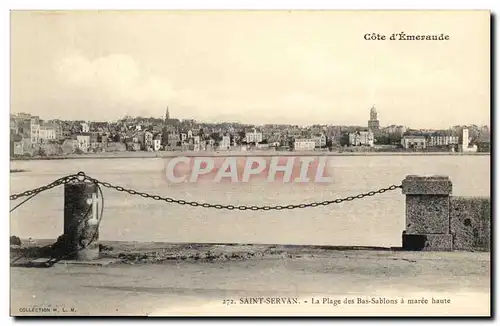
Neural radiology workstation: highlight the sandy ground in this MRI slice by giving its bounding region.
[10,242,491,317]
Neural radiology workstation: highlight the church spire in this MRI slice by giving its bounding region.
[165,107,170,123]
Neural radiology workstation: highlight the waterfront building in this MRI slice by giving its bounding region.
[12,141,24,156]
[167,132,181,147]
[88,133,99,151]
[427,134,459,147]
[460,128,478,152]
[401,135,426,149]
[38,125,57,142]
[144,131,153,150]
[10,118,18,134]
[193,135,201,151]
[294,139,316,151]
[99,133,109,147]
[312,134,327,148]
[76,134,91,152]
[52,123,63,140]
[153,139,161,151]
[245,129,263,144]
[461,128,469,148]
[219,135,231,150]
[10,134,25,155]
[349,130,374,147]
[30,117,40,144]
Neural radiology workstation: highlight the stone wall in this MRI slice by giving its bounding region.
[450,197,490,251]
[402,175,491,252]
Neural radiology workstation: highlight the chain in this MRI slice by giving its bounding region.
[9,173,85,201]
[10,171,402,211]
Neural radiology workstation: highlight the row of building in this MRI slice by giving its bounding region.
[400,128,488,152]
[10,109,334,154]
[10,107,490,156]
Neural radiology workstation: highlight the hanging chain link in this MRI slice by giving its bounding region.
[10,171,402,210]
[9,173,83,200]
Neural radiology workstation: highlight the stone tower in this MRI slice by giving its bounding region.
[368,105,380,131]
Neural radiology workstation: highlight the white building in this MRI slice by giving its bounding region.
[30,119,40,144]
[294,139,316,151]
[81,123,90,133]
[219,135,231,150]
[76,135,90,152]
[153,139,161,151]
[401,135,426,149]
[461,128,478,152]
[245,129,263,144]
[427,135,459,147]
[144,131,153,149]
[193,136,201,151]
[312,134,327,148]
[349,131,374,147]
[462,128,469,148]
[39,126,56,141]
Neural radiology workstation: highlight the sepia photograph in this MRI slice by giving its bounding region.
[9,9,491,317]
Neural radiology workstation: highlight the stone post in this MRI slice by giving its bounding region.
[63,182,100,260]
[401,175,453,251]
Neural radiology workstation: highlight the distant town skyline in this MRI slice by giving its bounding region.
[11,11,490,129]
[10,109,490,131]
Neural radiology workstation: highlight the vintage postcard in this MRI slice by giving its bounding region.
[9,10,491,317]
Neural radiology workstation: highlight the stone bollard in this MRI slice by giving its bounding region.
[401,175,453,251]
[63,182,100,260]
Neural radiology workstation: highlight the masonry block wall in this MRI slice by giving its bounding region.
[450,197,490,251]
[402,175,490,251]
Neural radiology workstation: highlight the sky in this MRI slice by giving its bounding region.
[10,10,490,128]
